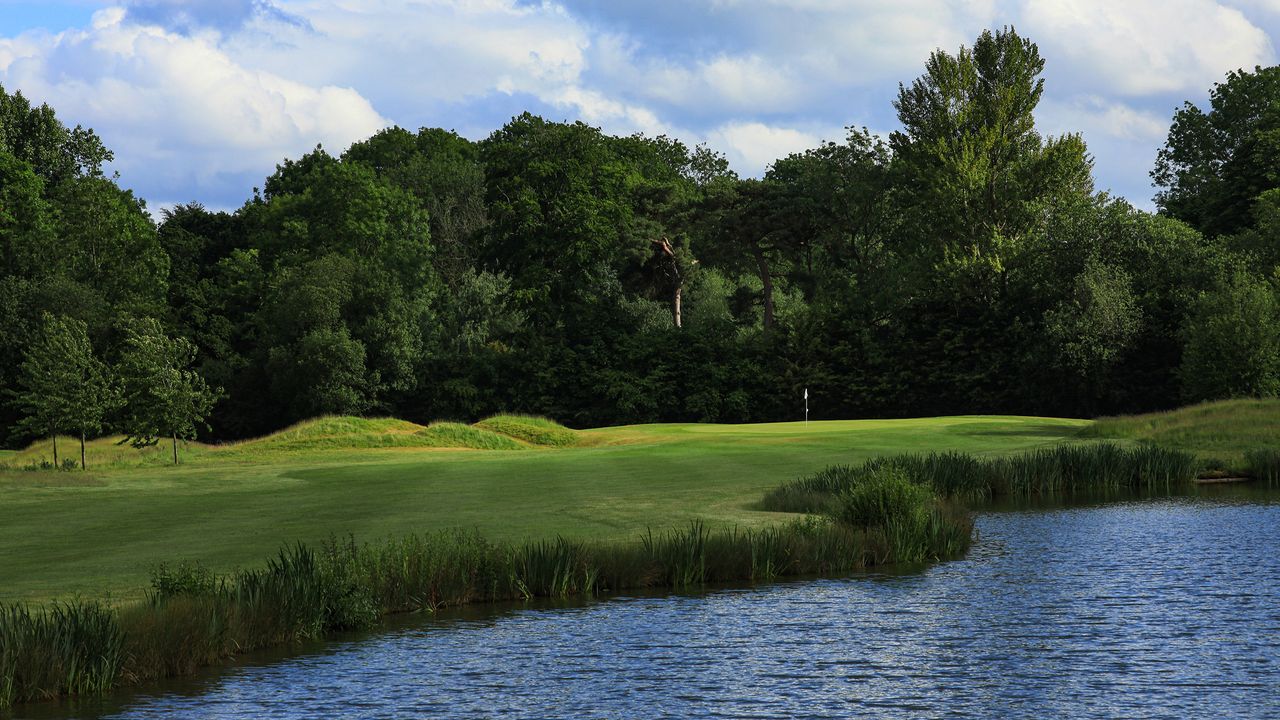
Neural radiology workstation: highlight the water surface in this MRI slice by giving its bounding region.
[22,491,1280,719]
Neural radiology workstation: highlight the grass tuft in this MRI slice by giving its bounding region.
[475,415,582,447]
[414,423,525,450]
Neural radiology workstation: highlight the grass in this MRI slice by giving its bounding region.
[1082,398,1280,463]
[0,414,1086,604]
[0,415,587,472]
[2,482,971,708]
[1,403,1272,709]
[474,414,583,447]
[414,422,527,450]
[761,443,1201,514]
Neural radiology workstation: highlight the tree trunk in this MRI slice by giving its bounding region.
[172,433,178,465]
[756,250,775,331]
[52,432,58,468]
[80,431,87,471]
[673,284,683,329]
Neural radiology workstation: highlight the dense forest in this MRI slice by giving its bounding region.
[3,27,1280,446]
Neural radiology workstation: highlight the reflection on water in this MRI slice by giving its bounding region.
[16,489,1280,719]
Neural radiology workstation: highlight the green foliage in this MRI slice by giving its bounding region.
[116,318,219,460]
[9,313,118,468]
[831,466,932,530]
[1179,273,1280,402]
[3,25,1280,447]
[0,601,122,707]
[891,26,1091,276]
[0,83,112,185]
[1153,65,1280,237]
[1045,257,1143,399]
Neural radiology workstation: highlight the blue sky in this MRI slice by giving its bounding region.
[1,0,1277,213]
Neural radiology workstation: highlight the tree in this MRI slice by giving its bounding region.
[117,318,219,464]
[1044,258,1142,410]
[10,313,117,469]
[1153,66,1280,238]
[0,83,112,186]
[891,26,1092,282]
[1179,273,1280,402]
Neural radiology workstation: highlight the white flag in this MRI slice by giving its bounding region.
[804,388,808,400]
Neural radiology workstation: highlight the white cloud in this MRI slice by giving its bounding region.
[0,0,1276,210]
[231,0,592,108]
[548,85,673,136]
[0,6,387,205]
[705,121,837,175]
[1021,0,1275,95]
[1038,96,1169,142]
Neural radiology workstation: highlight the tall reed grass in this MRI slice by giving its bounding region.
[761,443,1200,513]
[0,495,972,709]
[1244,449,1280,487]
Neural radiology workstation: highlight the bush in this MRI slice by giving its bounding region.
[831,466,932,531]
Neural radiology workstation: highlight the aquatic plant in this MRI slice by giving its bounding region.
[761,443,1200,512]
[0,484,974,709]
[1244,448,1280,487]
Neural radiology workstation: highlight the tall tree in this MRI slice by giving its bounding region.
[891,26,1092,283]
[1153,65,1280,238]
[117,318,219,464]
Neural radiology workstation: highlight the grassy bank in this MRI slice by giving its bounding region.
[1082,399,1280,463]
[0,415,1084,604]
[1,485,971,708]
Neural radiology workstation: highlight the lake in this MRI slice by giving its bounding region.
[19,489,1280,719]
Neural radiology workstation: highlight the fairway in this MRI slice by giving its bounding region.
[1,415,1086,603]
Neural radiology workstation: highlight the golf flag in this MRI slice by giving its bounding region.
[804,388,808,400]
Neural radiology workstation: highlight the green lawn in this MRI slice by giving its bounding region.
[0,414,1086,604]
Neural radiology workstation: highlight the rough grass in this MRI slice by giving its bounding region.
[3,435,196,470]
[475,414,582,447]
[0,415,564,470]
[761,443,1201,513]
[230,416,430,452]
[1082,399,1280,462]
[414,422,525,450]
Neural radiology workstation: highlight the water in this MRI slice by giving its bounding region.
[21,493,1280,719]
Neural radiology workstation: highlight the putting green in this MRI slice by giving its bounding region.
[0,415,1086,603]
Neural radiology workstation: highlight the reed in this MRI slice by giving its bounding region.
[761,443,1200,512]
[0,479,974,709]
[0,602,123,707]
[1244,449,1280,487]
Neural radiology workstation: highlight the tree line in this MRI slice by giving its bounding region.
[3,27,1279,451]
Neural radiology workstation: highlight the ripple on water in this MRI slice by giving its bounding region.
[21,496,1280,720]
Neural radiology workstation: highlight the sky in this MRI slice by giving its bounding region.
[0,0,1278,213]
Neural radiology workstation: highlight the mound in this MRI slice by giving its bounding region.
[236,416,430,452]
[415,422,525,450]
[1082,399,1280,460]
[475,415,581,447]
